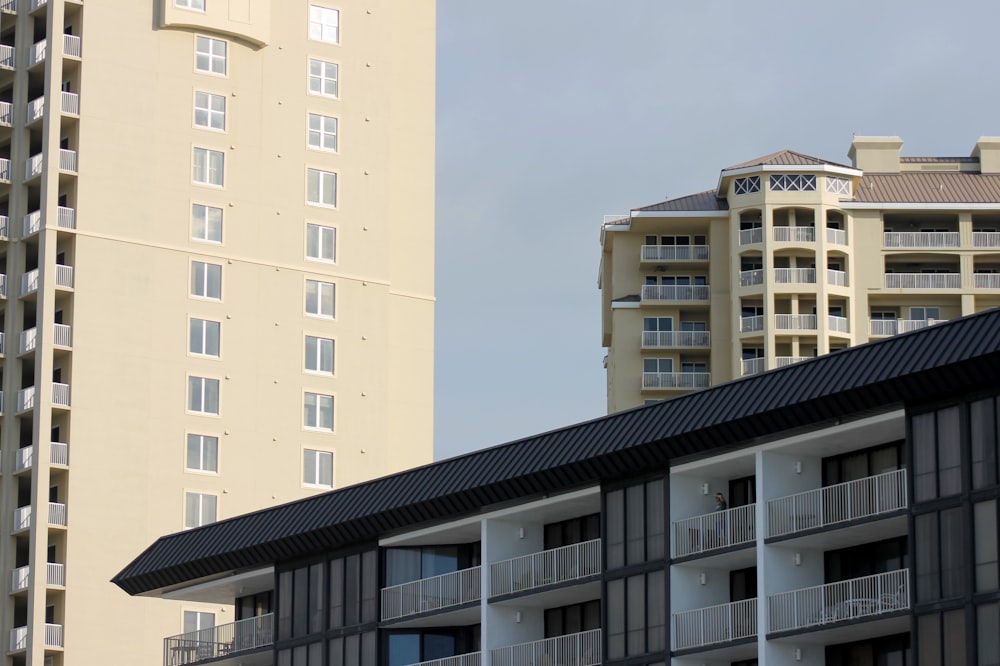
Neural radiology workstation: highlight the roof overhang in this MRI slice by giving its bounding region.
[839,201,1000,210]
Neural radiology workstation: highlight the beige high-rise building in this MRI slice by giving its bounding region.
[601,135,1000,412]
[0,1,435,664]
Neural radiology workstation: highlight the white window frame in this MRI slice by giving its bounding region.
[304,335,335,375]
[194,91,226,131]
[305,279,335,318]
[185,433,219,474]
[190,260,222,300]
[303,448,334,489]
[184,491,218,528]
[304,392,335,431]
[192,203,223,244]
[183,610,215,635]
[309,5,340,44]
[189,317,221,358]
[176,0,206,10]
[187,376,220,416]
[193,147,225,187]
[306,168,337,208]
[195,36,227,76]
[307,113,338,152]
[306,223,336,263]
[308,58,339,98]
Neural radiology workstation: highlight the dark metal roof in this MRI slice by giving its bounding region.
[114,309,1000,596]
[852,172,1000,203]
[635,190,728,213]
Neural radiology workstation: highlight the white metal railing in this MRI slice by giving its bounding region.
[0,101,11,126]
[742,357,765,376]
[61,91,80,114]
[642,372,710,390]
[63,34,81,58]
[774,267,816,284]
[974,231,1000,248]
[0,215,6,240]
[672,598,757,651]
[975,273,1000,289]
[0,0,14,13]
[27,96,44,122]
[0,331,4,355]
[827,269,848,287]
[17,386,35,411]
[10,626,27,652]
[48,502,66,526]
[828,315,849,333]
[59,148,77,172]
[11,566,29,593]
[740,315,764,333]
[775,314,817,330]
[52,382,70,407]
[767,469,907,538]
[20,327,36,353]
[23,210,40,236]
[672,503,756,558]
[47,562,65,586]
[640,285,710,301]
[29,39,45,67]
[44,623,63,648]
[826,228,848,245]
[0,274,6,298]
[11,563,67,591]
[54,323,72,347]
[603,213,629,226]
[739,227,763,245]
[773,226,815,242]
[408,654,482,666]
[739,269,763,287]
[776,356,810,368]
[641,330,710,348]
[32,0,48,10]
[164,613,274,666]
[14,446,31,472]
[380,566,481,621]
[490,629,600,666]
[25,153,43,179]
[490,538,600,597]
[884,273,960,289]
[56,264,74,288]
[641,245,709,262]
[768,569,910,633]
[0,45,13,69]
[869,318,946,337]
[57,206,76,229]
[51,441,68,466]
[0,158,8,184]
[12,506,30,532]
[883,231,959,248]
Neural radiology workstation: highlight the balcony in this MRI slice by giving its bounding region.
[775,356,809,368]
[10,624,63,652]
[28,39,46,67]
[975,273,1000,289]
[17,386,34,411]
[57,264,74,288]
[640,285,710,302]
[826,228,848,245]
[739,228,763,245]
[0,274,7,297]
[884,273,960,289]
[18,384,71,411]
[20,327,37,353]
[883,231,959,248]
[490,629,600,666]
[489,538,600,597]
[640,245,709,262]
[164,613,274,666]
[767,569,910,634]
[739,269,763,287]
[0,101,9,126]
[63,34,82,58]
[53,382,70,407]
[54,323,72,347]
[27,96,44,123]
[642,372,710,390]
[25,153,43,179]
[775,314,817,330]
[974,231,1000,248]
[0,157,10,183]
[774,267,816,284]
[0,45,13,69]
[773,227,815,243]
[11,563,66,593]
[0,0,13,13]
[672,503,756,558]
[740,315,764,333]
[672,598,757,651]
[59,148,77,172]
[827,269,848,287]
[869,318,946,337]
[766,469,907,539]
[61,91,79,115]
[741,357,764,376]
[408,654,482,666]
[380,566,481,622]
[14,446,32,472]
[25,207,77,237]
[641,330,710,349]
[51,442,69,466]
[828,315,849,333]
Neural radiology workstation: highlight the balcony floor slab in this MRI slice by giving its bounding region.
[489,578,599,608]
[767,610,908,644]
[380,603,480,629]
[671,637,757,661]
[765,512,907,550]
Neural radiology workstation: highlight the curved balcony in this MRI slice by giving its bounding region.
[672,598,757,651]
[768,569,909,634]
[380,566,481,622]
[490,629,600,666]
[489,538,600,598]
[672,503,756,558]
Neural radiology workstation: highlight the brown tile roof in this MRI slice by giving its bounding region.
[635,190,728,213]
[851,172,1000,204]
[723,149,854,171]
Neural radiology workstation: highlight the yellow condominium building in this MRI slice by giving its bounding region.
[600,135,1000,413]
[0,1,435,664]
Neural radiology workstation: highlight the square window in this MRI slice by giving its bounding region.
[309,6,340,44]
[189,318,221,357]
[186,434,218,473]
[195,36,226,75]
[307,168,337,207]
[188,376,220,415]
[184,492,217,528]
[191,261,222,299]
[194,92,226,130]
[306,223,336,262]
[192,204,223,243]
[176,0,206,9]
[304,392,334,431]
[305,335,335,374]
[305,279,335,318]
[308,59,339,97]
[307,113,338,151]
[303,449,334,488]
[193,147,224,186]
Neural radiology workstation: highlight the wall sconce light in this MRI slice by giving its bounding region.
[518,527,524,539]
[793,552,802,566]
[793,647,802,661]
[794,461,802,474]
[698,573,707,585]
[514,611,522,623]
[701,483,710,495]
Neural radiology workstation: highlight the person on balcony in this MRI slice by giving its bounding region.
[714,493,728,546]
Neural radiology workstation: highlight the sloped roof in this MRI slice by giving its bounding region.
[723,149,854,171]
[635,190,728,213]
[113,309,1000,596]
[900,156,979,164]
[852,172,1000,204]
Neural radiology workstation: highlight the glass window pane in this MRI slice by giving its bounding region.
[913,412,938,501]
[975,501,999,592]
[916,513,940,602]
[938,406,962,496]
[918,614,941,666]
[626,574,645,655]
[606,578,625,659]
[941,508,966,598]
[944,609,968,666]
[972,398,998,489]
[978,603,1000,666]
[606,489,624,569]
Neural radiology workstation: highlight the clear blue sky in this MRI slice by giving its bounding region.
[433,0,1000,460]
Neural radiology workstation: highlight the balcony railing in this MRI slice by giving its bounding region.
[0,331,4,355]
[827,269,848,287]
[25,153,43,179]
[51,441,69,466]
[884,272,960,289]
[54,323,72,347]
[0,158,8,185]
[45,623,63,647]
[739,269,763,287]
[672,598,757,651]
[974,231,1000,248]
[59,148,77,172]
[642,372,710,390]
[409,654,482,666]
[10,626,26,652]
[603,213,629,226]
[53,382,70,407]
[774,267,816,284]
[380,566,481,621]
[742,357,764,376]
[28,39,45,67]
[164,613,274,666]
[48,501,67,526]
[775,356,810,368]
[14,563,66,592]
[828,315,849,333]
[739,227,763,245]
[641,330,710,348]
[768,569,910,633]
[883,231,959,248]
[11,566,28,593]
[0,101,11,126]
[640,285,710,301]
[0,0,14,13]
[975,273,1000,289]
[869,318,946,337]
[56,264,74,288]
[773,226,815,243]
[63,34,81,58]
[775,314,817,330]
[19,327,37,353]
[61,91,80,114]
[740,315,764,333]
[767,469,907,538]
[27,96,44,122]
[0,44,13,69]
[58,205,76,229]
[0,273,8,298]
[17,386,35,411]
[490,629,600,666]
[672,503,756,558]
[12,506,30,531]
[14,446,31,472]
[826,228,848,245]
[490,538,600,597]
[641,245,709,262]
[26,207,76,236]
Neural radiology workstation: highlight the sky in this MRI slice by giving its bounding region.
[433,0,1000,460]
